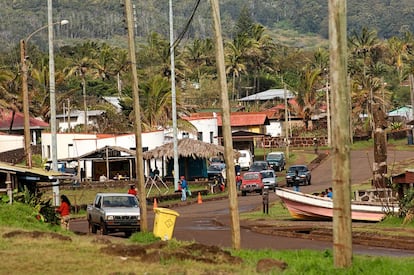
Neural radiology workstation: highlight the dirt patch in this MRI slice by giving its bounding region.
[3,230,72,241]
[100,241,243,265]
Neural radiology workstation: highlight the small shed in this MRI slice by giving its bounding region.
[391,170,414,198]
[142,139,237,180]
[63,145,136,181]
[0,161,75,204]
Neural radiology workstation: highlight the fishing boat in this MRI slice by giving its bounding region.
[275,187,399,222]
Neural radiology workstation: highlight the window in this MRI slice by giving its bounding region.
[210,131,214,143]
[197,132,202,141]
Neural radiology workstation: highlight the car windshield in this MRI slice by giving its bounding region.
[243,173,260,180]
[208,165,223,171]
[267,154,282,161]
[288,166,306,173]
[103,196,138,207]
[261,171,274,178]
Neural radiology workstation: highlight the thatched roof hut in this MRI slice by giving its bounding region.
[143,138,237,160]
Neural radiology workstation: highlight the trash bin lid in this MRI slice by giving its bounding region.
[154,207,180,216]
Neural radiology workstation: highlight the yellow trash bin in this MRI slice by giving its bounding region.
[153,207,180,241]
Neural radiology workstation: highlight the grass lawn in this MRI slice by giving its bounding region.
[1,202,414,275]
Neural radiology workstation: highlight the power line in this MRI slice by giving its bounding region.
[171,0,201,51]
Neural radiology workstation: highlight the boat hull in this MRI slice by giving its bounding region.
[276,188,399,222]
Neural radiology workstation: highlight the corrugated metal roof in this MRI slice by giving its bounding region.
[238,89,295,102]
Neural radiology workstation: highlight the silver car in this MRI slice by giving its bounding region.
[260,169,277,191]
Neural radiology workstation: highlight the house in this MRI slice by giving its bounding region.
[41,131,165,180]
[56,109,105,132]
[0,109,49,146]
[180,113,219,144]
[388,106,413,123]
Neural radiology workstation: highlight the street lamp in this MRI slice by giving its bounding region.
[20,19,68,169]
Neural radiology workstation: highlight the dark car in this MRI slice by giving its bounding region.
[266,152,285,171]
[248,161,269,172]
[207,163,225,180]
[285,165,311,186]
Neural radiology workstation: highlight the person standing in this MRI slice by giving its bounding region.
[293,170,300,192]
[180,176,188,201]
[56,195,71,230]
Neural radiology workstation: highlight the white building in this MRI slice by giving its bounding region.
[0,133,24,153]
[56,109,105,132]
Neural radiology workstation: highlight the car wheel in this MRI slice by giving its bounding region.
[99,221,108,235]
[125,231,132,237]
[241,191,246,196]
[259,189,263,195]
[88,222,97,234]
[308,178,311,185]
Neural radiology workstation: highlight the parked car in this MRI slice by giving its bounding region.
[248,161,269,172]
[260,169,277,191]
[207,163,225,180]
[266,152,285,171]
[237,150,253,170]
[240,171,264,196]
[285,165,312,186]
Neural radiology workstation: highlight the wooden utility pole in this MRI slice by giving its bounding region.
[329,0,353,268]
[20,39,32,168]
[125,0,147,231]
[210,0,241,249]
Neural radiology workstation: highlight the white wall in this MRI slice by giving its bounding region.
[0,134,24,153]
[41,131,165,161]
[180,117,219,144]
[41,133,97,160]
[266,121,283,137]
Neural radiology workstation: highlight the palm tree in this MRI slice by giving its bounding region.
[294,66,322,130]
[0,68,20,133]
[225,36,249,100]
[386,32,413,83]
[64,54,99,132]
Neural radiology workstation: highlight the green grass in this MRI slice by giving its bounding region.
[2,196,414,274]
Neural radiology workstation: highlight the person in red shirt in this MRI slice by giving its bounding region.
[128,184,137,196]
[56,195,71,230]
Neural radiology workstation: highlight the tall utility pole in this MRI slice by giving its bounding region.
[329,0,352,268]
[20,39,32,168]
[48,0,60,206]
[169,0,179,190]
[283,82,289,160]
[124,0,147,231]
[210,0,240,250]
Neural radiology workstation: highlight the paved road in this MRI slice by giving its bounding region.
[71,150,414,257]
[300,149,414,194]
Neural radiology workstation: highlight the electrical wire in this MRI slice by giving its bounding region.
[171,0,202,51]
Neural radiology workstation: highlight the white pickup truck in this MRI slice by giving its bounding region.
[87,193,140,237]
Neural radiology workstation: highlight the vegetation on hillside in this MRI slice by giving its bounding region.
[0,1,413,138]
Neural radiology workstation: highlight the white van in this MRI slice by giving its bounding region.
[236,150,253,170]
